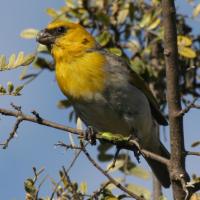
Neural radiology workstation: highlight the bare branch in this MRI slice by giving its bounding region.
[62,166,81,200]
[185,151,200,156]
[178,98,200,117]
[162,0,189,199]
[0,106,170,167]
[92,181,112,199]
[80,141,144,200]
[0,116,23,149]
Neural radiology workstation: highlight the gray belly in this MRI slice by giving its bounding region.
[72,84,154,142]
[73,98,130,135]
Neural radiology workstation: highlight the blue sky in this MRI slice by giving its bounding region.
[0,1,199,199]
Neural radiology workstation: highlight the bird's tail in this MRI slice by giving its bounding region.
[145,142,171,188]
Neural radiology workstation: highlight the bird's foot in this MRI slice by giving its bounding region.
[85,126,97,145]
[128,135,141,163]
[106,146,121,172]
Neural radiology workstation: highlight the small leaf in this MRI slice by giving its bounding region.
[128,166,150,179]
[80,181,87,194]
[106,197,119,200]
[98,153,114,162]
[22,53,36,66]
[0,55,6,69]
[13,85,24,96]
[96,31,111,46]
[7,54,16,67]
[46,8,58,18]
[7,81,14,94]
[117,8,129,24]
[147,18,161,30]
[191,141,200,147]
[127,184,151,200]
[108,48,122,56]
[139,13,152,28]
[59,171,68,188]
[14,51,24,66]
[0,84,6,94]
[193,4,200,17]
[20,29,39,39]
[24,178,37,194]
[106,178,124,191]
[178,47,196,59]
[177,35,192,47]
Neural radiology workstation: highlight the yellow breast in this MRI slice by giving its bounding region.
[55,51,107,99]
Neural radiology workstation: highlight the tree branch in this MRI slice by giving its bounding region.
[80,141,144,200]
[162,0,189,199]
[0,106,169,167]
[1,105,200,196]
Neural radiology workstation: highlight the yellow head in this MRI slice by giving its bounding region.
[37,20,106,99]
[37,20,96,59]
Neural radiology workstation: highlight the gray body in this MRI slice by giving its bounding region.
[73,50,170,188]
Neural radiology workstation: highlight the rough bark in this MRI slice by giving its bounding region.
[161,1,189,199]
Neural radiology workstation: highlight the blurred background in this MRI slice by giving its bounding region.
[0,0,199,199]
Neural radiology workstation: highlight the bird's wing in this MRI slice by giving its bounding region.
[128,69,168,125]
[100,50,168,126]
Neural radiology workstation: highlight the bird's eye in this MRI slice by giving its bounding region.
[56,26,66,34]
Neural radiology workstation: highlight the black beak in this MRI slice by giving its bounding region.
[36,29,55,46]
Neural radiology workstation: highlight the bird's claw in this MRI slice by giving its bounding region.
[85,126,97,145]
[128,135,141,163]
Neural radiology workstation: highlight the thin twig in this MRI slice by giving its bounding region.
[80,141,144,200]
[185,151,200,156]
[62,166,81,200]
[55,141,82,150]
[0,116,23,149]
[92,181,112,199]
[178,98,200,116]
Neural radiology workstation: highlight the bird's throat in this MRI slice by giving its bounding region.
[55,51,107,100]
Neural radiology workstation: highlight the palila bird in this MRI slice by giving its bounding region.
[36,20,170,188]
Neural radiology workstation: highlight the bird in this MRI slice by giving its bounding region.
[36,20,170,188]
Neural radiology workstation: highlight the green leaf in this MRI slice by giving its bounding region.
[0,55,6,68]
[98,153,114,162]
[13,85,24,96]
[191,141,200,147]
[178,35,192,46]
[24,178,37,194]
[127,184,151,200]
[79,181,87,194]
[7,54,16,67]
[46,8,58,18]
[7,81,14,94]
[96,31,111,46]
[139,13,152,28]
[106,178,124,191]
[20,29,39,39]
[128,165,150,179]
[147,18,161,30]
[14,51,24,66]
[0,84,6,94]
[178,47,196,59]
[22,53,36,66]
[117,8,129,24]
[108,48,122,56]
[193,4,200,17]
